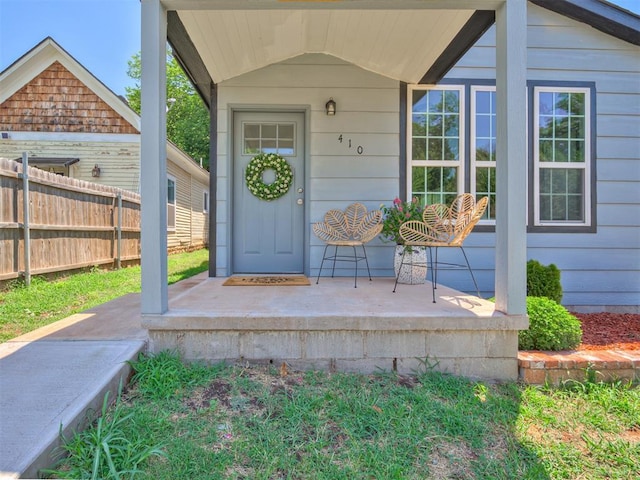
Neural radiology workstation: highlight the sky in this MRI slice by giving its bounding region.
[1,0,639,97]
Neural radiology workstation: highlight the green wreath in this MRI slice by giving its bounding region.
[245,153,293,201]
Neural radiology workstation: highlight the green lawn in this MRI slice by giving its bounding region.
[0,249,208,342]
[47,352,639,480]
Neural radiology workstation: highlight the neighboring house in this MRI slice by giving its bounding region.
[0,37,210,253]
[139,0,638,313]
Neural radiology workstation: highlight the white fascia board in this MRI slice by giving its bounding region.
[167,141,210,184]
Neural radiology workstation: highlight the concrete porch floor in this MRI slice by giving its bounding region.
[143,276,529,381]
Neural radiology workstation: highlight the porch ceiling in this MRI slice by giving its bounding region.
[176,9,473,84]
[162,1,502,86]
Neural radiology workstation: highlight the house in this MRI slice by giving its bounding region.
[130,0,637,380]
[138,0,639,311]
[0,37,210,253]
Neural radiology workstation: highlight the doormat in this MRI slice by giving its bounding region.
[222,276,310,286]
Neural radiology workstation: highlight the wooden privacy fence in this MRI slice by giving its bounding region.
[0,156,141,283]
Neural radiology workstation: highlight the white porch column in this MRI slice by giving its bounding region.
[495,0,527,315]
[140,0,168,314]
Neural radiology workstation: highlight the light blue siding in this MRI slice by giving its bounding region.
[445,3,640,308]
[217,54,400,279]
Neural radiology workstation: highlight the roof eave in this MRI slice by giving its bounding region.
[530,0,640,46]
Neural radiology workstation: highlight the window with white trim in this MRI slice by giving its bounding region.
[167,176,176,231]
[470,86,497,222]
[409,85,465,207]
[533,86,591,226]
[407,82,595,231]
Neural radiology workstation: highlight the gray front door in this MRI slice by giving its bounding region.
[233,111,305,273]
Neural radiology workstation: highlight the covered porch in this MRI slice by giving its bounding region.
[140,0,529,381]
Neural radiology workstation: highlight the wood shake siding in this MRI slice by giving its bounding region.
[0,61,138,134]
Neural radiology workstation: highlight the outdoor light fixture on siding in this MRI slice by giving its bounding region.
[325,98,336,116]
[92,164,101,177]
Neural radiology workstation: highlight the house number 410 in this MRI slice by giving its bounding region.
[338,135,364,155]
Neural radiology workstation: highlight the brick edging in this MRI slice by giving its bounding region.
[518,350,639,385]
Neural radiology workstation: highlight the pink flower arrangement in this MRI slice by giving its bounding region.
[379,197,424,244]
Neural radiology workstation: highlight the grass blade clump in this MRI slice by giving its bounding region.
[128,350,221,400]
[43,388,165,479]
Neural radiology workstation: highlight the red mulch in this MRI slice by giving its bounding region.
[572,312,640,351]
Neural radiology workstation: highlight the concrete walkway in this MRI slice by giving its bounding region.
[0,273,206,479]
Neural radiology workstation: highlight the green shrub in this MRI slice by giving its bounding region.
[527,259,563,303]
[519,296,582,351]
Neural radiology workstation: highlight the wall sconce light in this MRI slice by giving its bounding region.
[91,164,101,177]
[325,98,336,116]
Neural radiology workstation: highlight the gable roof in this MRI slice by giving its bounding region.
[0,37,140,131]
[531,0,640,45]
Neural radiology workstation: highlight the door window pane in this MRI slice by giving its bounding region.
[243,122,296,155]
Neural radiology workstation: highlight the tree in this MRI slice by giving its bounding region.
[125,50,210,170]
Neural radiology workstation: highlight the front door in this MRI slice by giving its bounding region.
[233,111,305,273]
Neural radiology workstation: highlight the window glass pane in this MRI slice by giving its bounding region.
[167,179,175,204]
[427,90,443,113]
[539,92,554,115]
[444,114,459,136]
[244,140,260,155]
[539,140,553,161]
[555,93,569,115]
[475,167,496,220]
[428,114,443,136]
[476,90,491,113]
[476,139,492,161]
[412,166,427,196]
[278,124,293,139]
[570,92,585,115]
[554,140,568,162]
[428,138,442,160]
[412,138,426,160]
[540,169,551,194]
[278,139,294,155]
[539,116,554,136]
[540,195,551,221]
[261,139,277,153]
[567,169,583,194]
[413,90,427,113]
[412,114,426,136]
[445,138,459,160]
[570,140,585,163]
[444,91,460,113]
[567,195,584,221]
[551,194,567,221]
[551,168,567,193]
[476,115,491,138]
[261,124,277,139]
[244,124,259,139]
[570,117,584,140]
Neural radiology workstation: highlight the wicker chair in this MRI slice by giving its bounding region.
[393,194,488,302]
[313,203,383,288]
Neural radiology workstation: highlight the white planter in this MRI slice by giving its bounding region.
[393,245,428,284]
